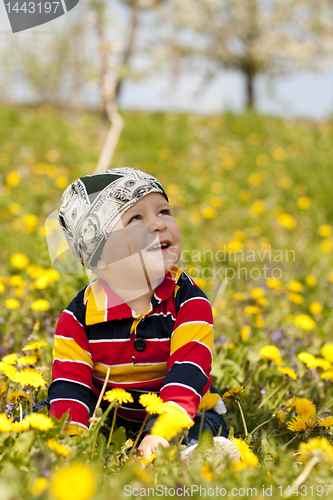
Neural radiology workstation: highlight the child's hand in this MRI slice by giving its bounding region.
[138,434,169,460]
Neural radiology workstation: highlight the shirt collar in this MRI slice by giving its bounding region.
[84,265,183,325]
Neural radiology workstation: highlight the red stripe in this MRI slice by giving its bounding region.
[160,384,201,419]
[56,313,91,354]
[176,298,213,325]
[167,342,212,373]
[92,377,164,392]
[52,360,92,387]
[50,399,89,427]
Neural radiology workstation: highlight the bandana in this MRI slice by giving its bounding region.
[58,167,168,269]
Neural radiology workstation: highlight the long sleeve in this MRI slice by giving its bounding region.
[159,283,214,421]
[48,299,94,435]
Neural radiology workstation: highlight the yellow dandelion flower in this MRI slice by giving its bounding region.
[297,196,311,209]
[11,420,30,433]
[23,214,38,233]
[51,462,96,500]
[318,225,332,237]
[244,305,261,315]
[320,239,332,253]
[277,367,297,380]
[320,370,333,381]
[25,413,54,431]
[312,358,331,370]
[0,282,4,294]
[298,352,317,369]
[241,326,251,342]
[0,380,6,395]
[278,213,296,229]
[47,438,70,457]
[257,297,268,307]
[200,461,213,481]
[7,391,31,404]
[298,437,333,466]
[321,344,333,363]
[9,275,25,288]
[251,288,264,299]
[201,207,216,219]
[288,293,304,304]
[287,415,317,432]
[259,345,282,366]
[294,314,316,330]
[6,172,20,187]
[140,453,157,466]
[274,408,286,423]
[22,341,47,351]
[8,202,21,214]
[11,368,46,388]
[309,301,322,315]
[26,265,45,279]
[305,274,317,287]
[31,299,50,311]
[151,409,193,441]
[139,393,165,414]
[31,477,48,497]
[2,353,17,365]
[318,417,333,428]
[17,355,37,366]
[0,362,18,379]
[288,397,316,418]
[249,200,265,216]
[103,388,134,404]
[231,438,259,469]
[288,280,303,292]
[0,413,13,432]
[221,386,245,403]
[233,293,246,301]
[10,253,29,270]
[266,278,282,289]
[5,298,20,310]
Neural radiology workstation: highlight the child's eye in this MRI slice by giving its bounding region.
[128,215,141,223]
[159,209,172,216]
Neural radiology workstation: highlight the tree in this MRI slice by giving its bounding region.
[161,0,333,109]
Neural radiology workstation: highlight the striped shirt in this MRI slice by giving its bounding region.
[48,265,218,436]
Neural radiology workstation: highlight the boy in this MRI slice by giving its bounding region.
[48,167,240,461]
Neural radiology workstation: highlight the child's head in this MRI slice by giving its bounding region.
[59,168,182,289]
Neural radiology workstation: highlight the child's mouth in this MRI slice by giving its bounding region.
[147,241,171,251]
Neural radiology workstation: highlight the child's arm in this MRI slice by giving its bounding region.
[48,299,94,435]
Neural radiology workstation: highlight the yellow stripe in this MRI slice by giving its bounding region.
[93,362,167,383]
[170,323,214,355]
[85,280,108,325]
[53,337,93,368]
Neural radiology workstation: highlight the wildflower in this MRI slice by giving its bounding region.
[0,362,18,379]
[288,280,303,292]
[320,240,332,253]
[298,437,333,466]
[0,380,6,395]
[0,282,4,294]
[31,299,50,311]
[259,345,282,366]
[11,420,30,433]
[9,275,25,288]
[288,293,304,304]
[288,397,316,418]
[103,388,134,404]
[221,386,245,403]
[318,225,331,237]
[278,213,296,229]
[318,417,333,428]
[5,298,20,310]
[298,352,317,368]
[309,301,322,315]
[51,462,96,500]
[244,305,261,315]
[266,278,282,289]
[25,414,54,431]
[297,196,311,209]
[287,415,317,432]
[294,314,316,330]
[321,344,333,363]
[23,214,38,233]
[33,269,60,289]
[7,391,30,404]
[31,477,48,497]
[231,438,259,470]
[11,368,46,388]
[320,370,333,381]
[22,341,47,351]
[233,293,246,301]
[17,355,37,366]
[151,409,193,441]
[139,393,165,414]
[2,353,17,365]
[274,408,286,423]
[277,367,297,380]
[26,265,45,279]
[140,453,157,466]
[202,207,216,219]
[201,462,213,481]
[0,413,13,432]
[249,200,265,216]
[47,438,70,457]
[6,172,20,187]
[305,275,317,288]
[10,253,29,269]
[241,326,251,342]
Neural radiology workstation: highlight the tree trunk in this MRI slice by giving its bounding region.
[245,71,255,109]
[115,0,140,100]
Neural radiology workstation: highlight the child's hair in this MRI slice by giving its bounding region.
[58,168,168,269]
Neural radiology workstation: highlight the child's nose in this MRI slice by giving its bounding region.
[148,215,167,233]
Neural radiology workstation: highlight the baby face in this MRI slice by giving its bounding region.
[96,192,182,291]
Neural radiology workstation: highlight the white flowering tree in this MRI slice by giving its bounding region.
[160,0,333,108]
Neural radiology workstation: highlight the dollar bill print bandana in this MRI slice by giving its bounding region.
[58,168,169,269]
